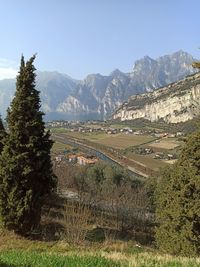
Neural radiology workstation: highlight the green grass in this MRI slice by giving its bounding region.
[125,152,167,171]
[148,138,182,150]
[50,128,70,133]
[0,231,199,267]
[0,251,122,267]
[94,134,155,149]
[0,250,200,267]
[51,141,72,153]
[60,131,108,141]
[62,132,156,149]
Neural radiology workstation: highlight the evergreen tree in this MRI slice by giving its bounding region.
[0,55,57,234]
[156,132,200,256]
[0,116,6,153]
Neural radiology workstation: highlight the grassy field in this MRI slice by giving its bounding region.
[0,251,121,267]
[51,128,182,174]
[58,131,108,141]
[94,134,155,149]
[51,141,73,153]
[148,138,182,150]
[1,250,200,267]
[0,230,199,267]
[63,132,156,149]
[52,131,170,174]
[50,128,69,134]
[126,152,167,171]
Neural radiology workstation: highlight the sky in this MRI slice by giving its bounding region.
[0,0,199,80]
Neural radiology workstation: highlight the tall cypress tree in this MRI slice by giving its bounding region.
[0,116,6,153]
[0,55,57,233]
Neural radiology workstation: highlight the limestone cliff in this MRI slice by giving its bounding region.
[113,72,200,123]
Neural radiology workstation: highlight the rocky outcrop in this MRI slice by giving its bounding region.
[113,72,200,123]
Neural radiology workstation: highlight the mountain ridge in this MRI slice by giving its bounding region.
[0,50,197,120]
[113,72,200,123]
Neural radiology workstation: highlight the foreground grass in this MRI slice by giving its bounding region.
[0,250,200,267]
[0,251,122,267]
[0,231,199,267]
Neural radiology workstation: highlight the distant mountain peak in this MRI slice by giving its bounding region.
[134,55,155,64]
[173,49,190,56]
[110,69,123,77]
[158,50,194,61]
[143,55,154,60]
[132,55,156,74]
[85,73,103,80]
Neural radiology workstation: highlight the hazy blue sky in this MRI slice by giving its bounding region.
[0,0,199,79]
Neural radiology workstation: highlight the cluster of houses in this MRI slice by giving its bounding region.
[55,153,98,166]
[69,127,184,138]
[70,127,152,135]
[153,152,176,160]
[135,147,153,155]
[46,120,105,128]
[46,121,70,128]
[152,131,184,138]
[46,120,185,138]
[134,147,177,160]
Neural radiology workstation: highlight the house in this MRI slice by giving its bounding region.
[68,154,77,163]
[55,155,64,162]
[167,154,174,160]
[145,148,153,154]
[133,131,142,135]
[176,132,184,137]
[153,154,162,159]
[153,152,164,159]
[77,156,98,165]
[154,132,168,138]
[168,133,176,138]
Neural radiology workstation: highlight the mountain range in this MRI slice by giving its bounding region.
[0,50,196,121]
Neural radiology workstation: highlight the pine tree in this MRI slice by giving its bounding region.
[156,132,200,256]
[0,55,57,234]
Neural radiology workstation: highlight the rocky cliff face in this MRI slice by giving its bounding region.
[58,50,196,120]
[0,50,196,120]
[113,72,200,123]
